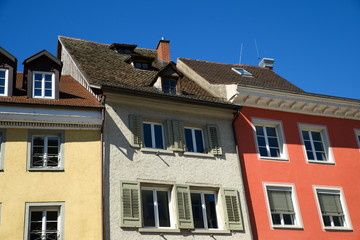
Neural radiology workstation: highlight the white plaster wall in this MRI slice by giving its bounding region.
[104,98,252,240]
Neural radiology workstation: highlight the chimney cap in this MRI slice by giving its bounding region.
[156,39,170,50]
[259,58,275,69]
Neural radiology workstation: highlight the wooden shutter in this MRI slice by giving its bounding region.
[120,181,142,227]
[207,125,222,155]
[267,190,294,213]
[221,188,243,231]
[175,185,194,229]
[129,115,142,148]
[318,193,343,215]
[167,120,185,151]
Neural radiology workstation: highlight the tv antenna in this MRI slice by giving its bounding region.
[254,39,260,61]
[239,43,243,65]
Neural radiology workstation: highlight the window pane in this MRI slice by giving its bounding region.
[34,74,42,80]
[311,131,322,141]
[157,191,170,227]
[304,140,312,151]
[313,141,324,151]
[283,214,294,225]
[316,152,326,161]
[271,214,281,225]
[259,147,268,157]
[143,124,152,148]
[268,137,279,148]
[204,194,218,229]
[154,124,163,149]
[142,190,155,227]
[255,126,264,136]
[302,131,310,140]
[306,151,314,160]
[185,129,194,152]
[333,215,344,227]
[256,136,265,147]
[194,130,204,153]
[143,63,149,69]
[0,71,5,78]
[45,82,52,89]
[191,193,204,229]
[35,81,42,89]
[135,63,141,68]
[270,148,280,157]
[266,127,277,137]
[0,79,5,86]
[45,90,52,97]
[323,215,331,226]
[48,137,59,147]
[31,211,43,221]
[0,87,4,94]
[45,74,52,81]
[34,89,42,96]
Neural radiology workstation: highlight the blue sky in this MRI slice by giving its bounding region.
[1,0,359,99]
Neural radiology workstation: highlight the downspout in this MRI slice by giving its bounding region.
[100,95,106,240]
[232,106,254,240]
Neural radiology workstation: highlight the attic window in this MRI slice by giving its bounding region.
[162,78,177,94]
[0,69,8,96]
[135,62,150,70]
[117,48,132,54]
[33,72,55,99]
[232,67,252,77]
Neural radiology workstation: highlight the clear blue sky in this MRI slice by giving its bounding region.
[1,0,359,99]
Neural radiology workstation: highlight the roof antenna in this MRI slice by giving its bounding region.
[239,43,243,65]
[254,39,260,62]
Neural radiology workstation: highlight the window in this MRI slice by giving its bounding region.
[135,62,150,70]
[185,128,205,153]
[33,72,55,99]
[27,130,64,171]
[253,119,288,160]
[162,78,177,94]
[117,48,132,54]
[299,124,334,163]
[355,129,360,149]
[231,67,252,77]
[314,187,351,230]
[265,184,302,228]
[191,192,219,229]
[0,68,8,97]
[142,188,172,228]
[143,122,164,149]
[24,202,65,240]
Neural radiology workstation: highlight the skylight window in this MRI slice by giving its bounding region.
[232,67,253,77]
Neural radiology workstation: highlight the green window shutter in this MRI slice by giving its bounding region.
[267,190,294,213]
[318,193,344,215]
[129,115,143,148]
[207,125,222,155]
[167,120,185,151]
[175,185,194,229]
[221,188,243,231]
[120,181,142,228]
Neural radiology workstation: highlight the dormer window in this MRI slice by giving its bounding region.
[0,68,8,96]
[33,72,55,99]
[162,78,177,94]
[135,62,150,70]
[232,67,253,77]
[117,48,133,54]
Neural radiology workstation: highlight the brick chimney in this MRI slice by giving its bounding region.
[156,38,171,63]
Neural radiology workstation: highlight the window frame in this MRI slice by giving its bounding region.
[355,129,360,151]
[134,62,151,70]
[0,68,9,97]
[184,127,205,154]
[142,121,165,150]
[32,71,55,99]
[27,130,65,171]
[24,202,65,240]
[190,190,221,230]
[313,186,352,231]
[252,118,288,161]
[141,186,174,229]
[161,78,177,95]
[264,183,303,229]
[298,123,334,164]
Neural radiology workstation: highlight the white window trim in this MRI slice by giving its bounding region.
[298,123,334,164]
[143,122,165,150]
[252,118,289,161]
[0,129,5,170]
[141,187,174,229]
[24,202,65,240]
[0,68,9,97]
[313,186,352,231]
[263,183,303,229]
[354,129,360,151]
[190,190,222,230]
[184,127,205,154]
[27,130,64,171]
[32,71,55,99]
[231,67,253,77]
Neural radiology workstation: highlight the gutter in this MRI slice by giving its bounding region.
[231,107,254,240]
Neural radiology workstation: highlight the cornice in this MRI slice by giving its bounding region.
[0,121,101,130]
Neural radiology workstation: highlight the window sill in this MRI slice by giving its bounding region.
[259,156,289,162]
[272,225,303,230]
[28,168,64,172]
[324,227,353,232]
[183,152,215,158]
[139,228,181,233]
[307,160,335,165]
[190,229,231,234]
[140,148,174,155]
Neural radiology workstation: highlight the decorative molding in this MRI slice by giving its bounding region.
[0,120,101,130]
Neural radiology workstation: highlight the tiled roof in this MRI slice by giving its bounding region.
[59,36,228,103]
[178,58,304,92]
[0,73,101,108]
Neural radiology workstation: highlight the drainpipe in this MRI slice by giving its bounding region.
[232,107,254,240]
[100,95,106,240]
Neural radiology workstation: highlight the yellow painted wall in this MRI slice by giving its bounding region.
[0,129,102,240]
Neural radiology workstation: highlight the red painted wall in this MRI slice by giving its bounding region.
[235,106,360,240]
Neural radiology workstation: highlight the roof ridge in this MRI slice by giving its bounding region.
[178,57,268,69]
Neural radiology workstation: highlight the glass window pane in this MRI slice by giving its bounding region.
[268,137,279,148]
[194,130,204,153]
[35,81,42,89]
[271,214,281,225]
[0,71,5,78]
[45,74,52,81]
[46,222,58,231]
[313,141,324,152]
[311,131,322,141]
[34,74,42,80]
[323,215,331,226]
[316,152,326,161]
[270,148,280,157]
[304,140,312,151]
[45,82,52,89]
[0,87,4,94]
[154,124,163,149]
[185,129,194,152]
[191,193,204,229]
[0,79,5,85]
[143,124,152,148]
[45,90,52,97]
[306,151,315,160]
[204,194,218,229]
[257,136,266,147]
[157,191,170,227]
[255,126,264,136]
[34,89,42,96]
[259,147,268,157]
[135,63,141,68]
[31,211,43,221]
[302,131,310,140]
[283,214,294,225]
[142,190,155,227]
[333,216,344,227]
[47,137,59,147]
[143,63,149,69]
[266,127,277,137]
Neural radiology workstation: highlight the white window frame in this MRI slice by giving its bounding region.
[184,127,205,153]
[313,186,352,231]
[32,71,55,99]
[355,129,360,151]
[0,129,5,170]
[141,187,174,229]
[252,118,288,161]
[263,183,303,229]
[0,68,9,97]
[24,202,65,240]
[190,190,221,230]
[143,122,165,150]
[298,123,334,164]
[231,67,253,77]
[27,130,64,171]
